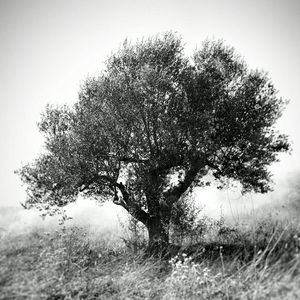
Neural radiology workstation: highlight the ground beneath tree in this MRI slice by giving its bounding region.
[1,225,300,299]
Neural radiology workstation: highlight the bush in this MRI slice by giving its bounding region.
[119,215,148,252]
[170,196,207,245]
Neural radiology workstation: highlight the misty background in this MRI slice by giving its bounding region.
[0,0,299,231]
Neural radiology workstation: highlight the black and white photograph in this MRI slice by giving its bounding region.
[0,0,300,299]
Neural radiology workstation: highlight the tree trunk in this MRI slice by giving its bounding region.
[147,215,169,256]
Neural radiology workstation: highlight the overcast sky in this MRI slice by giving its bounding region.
[0,0,299,208]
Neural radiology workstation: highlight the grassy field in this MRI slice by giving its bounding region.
[1,206,300,300]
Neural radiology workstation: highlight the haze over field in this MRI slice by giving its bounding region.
[0,0,299,222]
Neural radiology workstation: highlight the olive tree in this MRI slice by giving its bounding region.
[17,33,290,253]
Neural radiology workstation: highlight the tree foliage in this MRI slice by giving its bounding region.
[17,32,290,252]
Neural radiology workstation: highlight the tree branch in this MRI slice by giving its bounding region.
[98,175,150,225]
[163,157,205,205]
[116,182,150,225]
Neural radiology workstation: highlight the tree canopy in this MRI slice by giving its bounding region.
[17,32,290,252]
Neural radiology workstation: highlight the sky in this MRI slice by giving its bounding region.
[0,0,299,211]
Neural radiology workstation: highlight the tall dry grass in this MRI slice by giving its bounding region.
[1,202,300,299]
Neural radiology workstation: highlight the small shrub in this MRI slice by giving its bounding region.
[119,215,148,252]
[170,196,207,245]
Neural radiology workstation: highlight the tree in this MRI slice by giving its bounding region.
[17,32,290,254]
